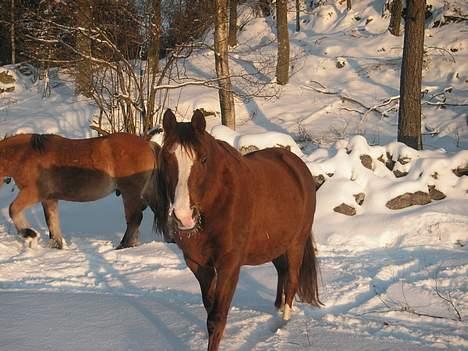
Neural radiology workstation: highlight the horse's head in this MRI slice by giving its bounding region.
[160,109,213,233]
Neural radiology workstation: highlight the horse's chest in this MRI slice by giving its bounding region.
[174,233,210,265]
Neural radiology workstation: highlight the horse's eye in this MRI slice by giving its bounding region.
[200,155,207,164]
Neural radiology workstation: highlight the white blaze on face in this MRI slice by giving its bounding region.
[173,145,196,229]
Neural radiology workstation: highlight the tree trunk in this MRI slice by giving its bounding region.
[398,0,425,150]
[258,0,271,17]
[296,0,300,32]
[228,0,237,46]
[276,0,290,85]
[388,0,403,36]
[146,0,161,133]
[75,0,93,97]
[10,0,15,64]
[214,0,236,129]
[347,0,352,11]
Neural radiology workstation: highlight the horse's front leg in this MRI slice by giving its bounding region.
[206,263,241,351]
[42,199,63,249]
[116,193,145,249]
[185,257,217,312]
[9,188,39,246]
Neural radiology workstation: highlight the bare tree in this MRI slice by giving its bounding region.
[75,0,93,97]
[389,0,403,36]
[228,0,237,46]
[398,0,426,150]
[10,0,15,64]
[214,0,236,129]
[276,0,289,85]
[257,0,272,17]
[296,0,300,32]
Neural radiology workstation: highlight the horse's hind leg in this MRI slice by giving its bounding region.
[282,242,305,321]
[9,189,40,241]
[272,255,288,310]
[116,193,145,249]
[42,200,63,249]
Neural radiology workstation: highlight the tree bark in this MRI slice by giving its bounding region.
[388,0,403,36]
[296,0,300,32]
[258,0,271,17]
[146,0,161,133]
[214,0,236,129]
[398,0,426,150]
[75,0,93,97]
[276,0,290,85]
[228,0,237,47]
[10,0,15,64]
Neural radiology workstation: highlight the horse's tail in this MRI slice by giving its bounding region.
[297,234,322,307]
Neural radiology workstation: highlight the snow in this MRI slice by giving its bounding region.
[1,0,467,350]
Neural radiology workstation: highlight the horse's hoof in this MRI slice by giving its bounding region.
[115,242,138,250]
[19,228,40,249]
[47,239,63,249]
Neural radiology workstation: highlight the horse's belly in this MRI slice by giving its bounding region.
[38,167,115,202]
[244,232,294,265]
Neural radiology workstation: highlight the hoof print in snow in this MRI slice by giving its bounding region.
[354,192,365,206]
[360,154,373,170]
[386,191,431,210]
[313,174,326,190]
[452,166,468,177]
[428,186,446,200]
[393,170,408,178]
[239,145,259,155]
[334,203,356,216]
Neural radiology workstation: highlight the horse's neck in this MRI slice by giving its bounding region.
[0,136,28,177]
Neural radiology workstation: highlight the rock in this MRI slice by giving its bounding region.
[428,186,446,200]
[334,203,356,216]
[386,191,431,210]
[378,152,395,171]
[239,145,259,155]
[398,156,411,165]
[393,170,408,178]
[275,144,291,151]
[453,166,468,177]
[353,193,365,206]
[0,71,15,84]
[313,174,326,190]
[360,154,373,170]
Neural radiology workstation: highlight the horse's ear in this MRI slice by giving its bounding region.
[192,109,206,134]
[163,109,176,133]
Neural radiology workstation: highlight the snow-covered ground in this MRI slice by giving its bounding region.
[1,0,467,350]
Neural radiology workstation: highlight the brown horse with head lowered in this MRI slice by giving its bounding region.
[0,132,168,249]
[155,109,321,351]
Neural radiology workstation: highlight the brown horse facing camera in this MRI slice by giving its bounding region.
[155,109,321,351]
[0,132,167,249]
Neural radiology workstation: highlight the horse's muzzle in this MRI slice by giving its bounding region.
[172,206,201,232]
